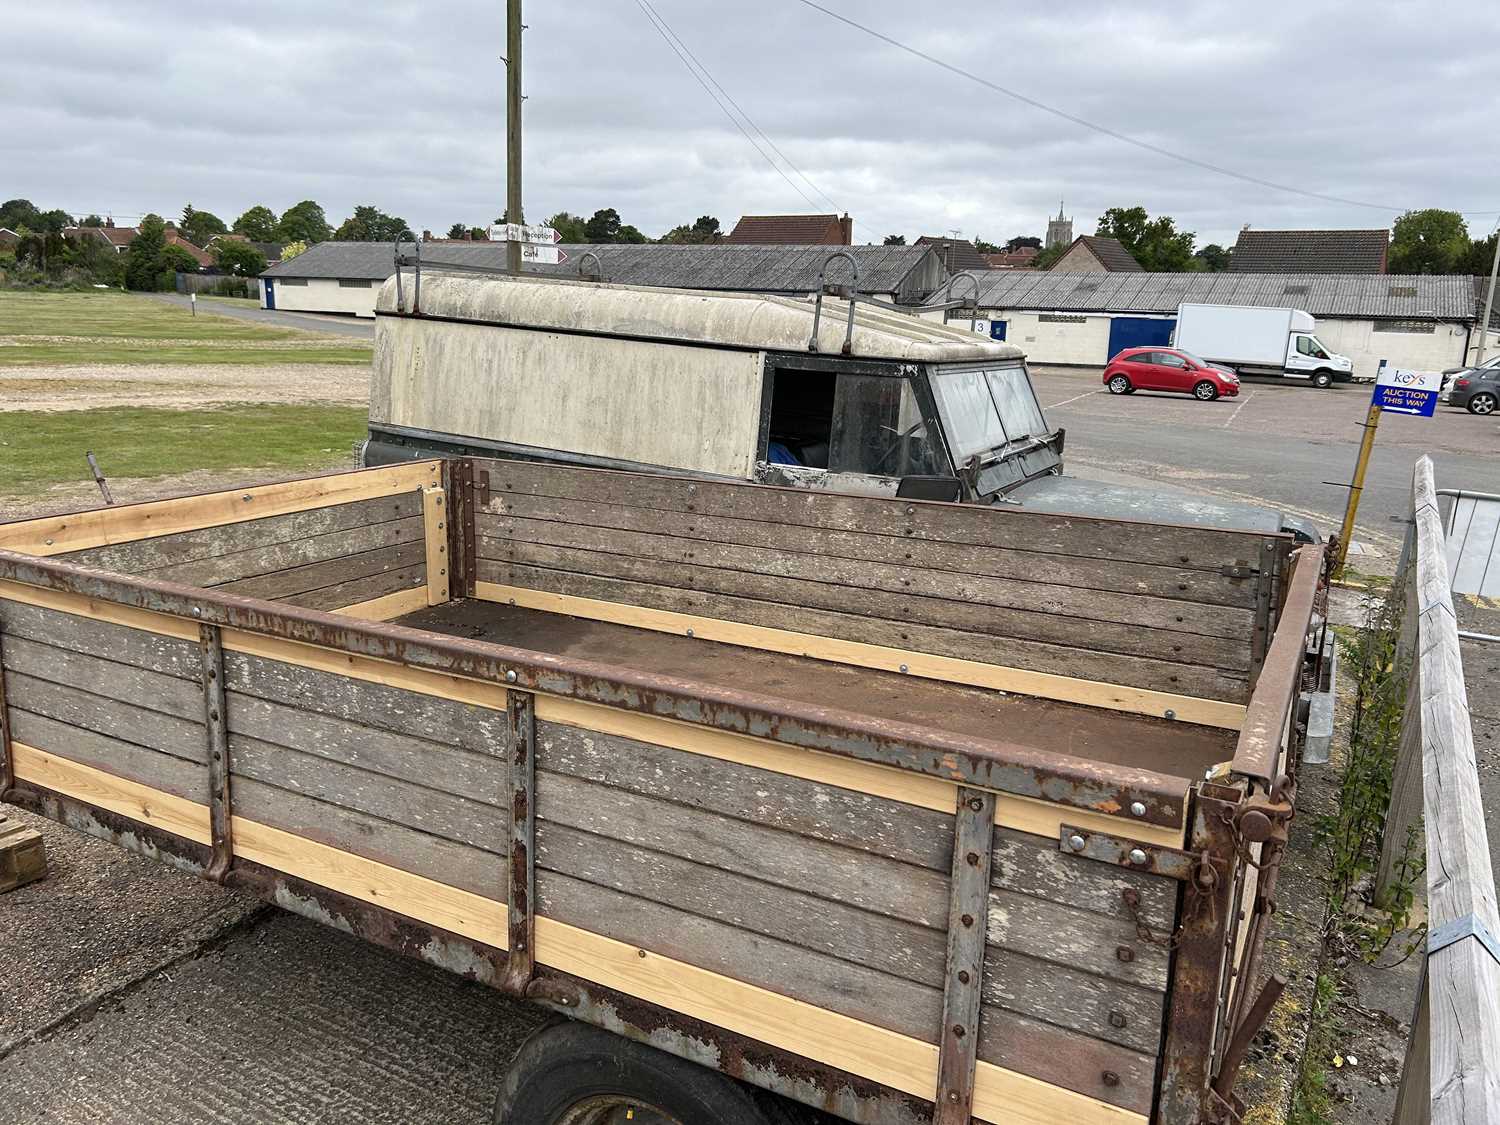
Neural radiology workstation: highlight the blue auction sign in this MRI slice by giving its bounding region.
[1372,365,1440,417]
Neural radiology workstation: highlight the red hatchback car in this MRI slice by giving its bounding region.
[1103,346,1240,400]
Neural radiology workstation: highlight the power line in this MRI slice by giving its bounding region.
[792,0,1500,217]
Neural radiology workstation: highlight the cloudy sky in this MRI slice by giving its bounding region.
[8,0,1497,248]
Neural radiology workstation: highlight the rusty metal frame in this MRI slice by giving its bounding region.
[1230,544,1324,784]
[6,778,933,1125]
[199,623,234,883]
[934,787,995,1123]
[0,613,13,799]
[0,547,1189,830]
[1155,783,1241,1125]
[1057,824,1201,882]
[446,457,477,598]
[501,688,536,996]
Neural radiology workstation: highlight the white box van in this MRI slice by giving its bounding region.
[1173,304,1355,387]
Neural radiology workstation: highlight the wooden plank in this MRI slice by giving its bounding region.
[0,816,48,894]
[0,582,199,642]
[16,749,1143,1125]
[0,598,201,680]
[475,455,1278,573]
[64,503,424,583]
[228,733,508,853]
[481,539,1247,672]
[2,634,205,723]
[336,586,431,621]
[423,486,451,606]
[278,565,427,612]
[220,542,424,602]
[0,462,442,557]
[485,581,1246,727]
[538,870,1157,1115]
[476,490,1259,608]
[476,520,1253,641]
[4,671,204,761]
[9,710,204,800]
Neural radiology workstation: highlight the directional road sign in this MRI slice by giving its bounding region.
[1371,364,1440,418]
[488,223,561,245]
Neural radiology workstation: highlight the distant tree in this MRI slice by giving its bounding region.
[1095,206,1195,272]
[882,234,906,246]
[1460,232,1499,278]
[446,222,468,239]
[1389,209,1468,274]
[233,205,280,242]
[469,227,488,240]
[179,204,227,248]
[214,239,267,276]
[1194,243,1231,271]
[545,211,588,243]
[80,214,104,228]
[1004,235,1042,252]
[33,209,70,234]
[159,242,201,274]
[660,215,722,244]
[124,214,168,290]
[0,198,41,231]
[277,200,333,243]
[1033,244,1066,270]
[334,205,409,242]
[582,208,648,244]
[279,239,309,261]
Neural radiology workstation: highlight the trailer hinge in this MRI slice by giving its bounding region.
[1058,824,1203,882]
[1219,563,1260,579]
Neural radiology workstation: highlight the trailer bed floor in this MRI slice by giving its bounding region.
[396,599,1233,783]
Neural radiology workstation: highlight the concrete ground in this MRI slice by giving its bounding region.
[149,293,375,339]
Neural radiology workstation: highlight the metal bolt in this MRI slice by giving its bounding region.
[210,710,219,722]
[957,970,970,985]
[1109,1010,1127,1029]
[192,607,202,617]
[947,1092,960,1104]
[437,521,445,530]
[637,949,647,959]
[965,851,980,867]
[1102,1071,1120,1088]
[1130,801,1147,817]
[951,1024,965,1039]
[685,628,695,638]
[1116,945,1135,963]
[1068,834,1087,852]
[505,670,518,683]
[898,663,908,673]
[208,668,217,681]
[242,494,253,502]
[1129,848,1148,866]
[435,497,443,505]
[1164,708,1177,721]
[43,538,54,546]
[968,797,984,812]
[961,913,974,928]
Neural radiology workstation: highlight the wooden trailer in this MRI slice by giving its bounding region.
[0,456,1322,1124]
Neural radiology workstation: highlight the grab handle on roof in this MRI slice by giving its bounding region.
[393,231,421,313]
[577,251,604,282]
[809,251,860,355]
[940,271,981,332]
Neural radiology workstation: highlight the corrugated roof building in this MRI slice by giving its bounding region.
[1229,229,1389,273]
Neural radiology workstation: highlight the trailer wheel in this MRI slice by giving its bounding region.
[1312,370,1333,389]
[1192,380,1219,401]
[495,1019,817,1125]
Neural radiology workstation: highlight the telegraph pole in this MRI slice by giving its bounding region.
[505,0,524,275]
[1475,225,1499,367]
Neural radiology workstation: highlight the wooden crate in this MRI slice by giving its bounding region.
[0,815,47,893]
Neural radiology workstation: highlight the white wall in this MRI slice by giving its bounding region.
[1310,319,1469,378]
[992,311,1114,366]
[264,277,381,317]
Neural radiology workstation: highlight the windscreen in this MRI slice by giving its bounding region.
[828,376,942,477]
[931,364,1051,461]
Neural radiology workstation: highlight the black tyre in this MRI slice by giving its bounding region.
[1312,370,1333,389]
[1467,391,1498,415]
[495,1020,811,1125]
[1192,380,1219,401]
[1106,373,1131,395]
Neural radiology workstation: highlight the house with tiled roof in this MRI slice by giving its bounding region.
[914,236,988,272]
[984,246,1039,270]
[1047,235,1143,273]
[1229,228,1389,273]
[64,222,213,268]
[725,213,852,245]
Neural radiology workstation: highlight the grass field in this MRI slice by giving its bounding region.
[0,291,371,365]
[0,404,368,493]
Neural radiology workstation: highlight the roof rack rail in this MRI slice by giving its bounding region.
[808,251,860,355]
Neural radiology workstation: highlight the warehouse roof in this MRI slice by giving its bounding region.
[943,271,1480,321]
[1229,229,1390,273]
[915,236,988,271]
[265,241,943,299]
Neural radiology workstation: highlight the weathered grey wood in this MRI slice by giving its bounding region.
[228,733,508,853]
[484,561,1246,699]
[221,541,425,601]
[61,493,423,577]
[156,516,425,588]
[935,788,995,1125]
[231,775,504,901]
[536,718,1175,929]
[536,868,1157,1113]
[4,670,205,760]
[1375,660,1423,901]
[479,539,1248,670]
[475,489,1259,607]
[223,651,509,755]
[224,690,507,805]
[278,565,426,611]
[473,456,1283,572]
[980,947,1165,1055]
[2,635,204,723]
[0,599,200,680]
[1407,455,1500,1125]
[8,708,204,797]
[1393,974,1430,1125]
[477,516,1253,637]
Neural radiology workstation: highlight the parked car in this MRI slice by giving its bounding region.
[1103,346,1241,400]
[1447,359,1500,414]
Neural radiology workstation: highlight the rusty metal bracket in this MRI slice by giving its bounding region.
[199,623,233,883]
[500,688,536,996]
[1058,824,1203,881]
[0,614,14,799]
[477,469,492,509]
[446,458,477,598]
[933,787,995,1125]
[1210,973,1287,1115]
